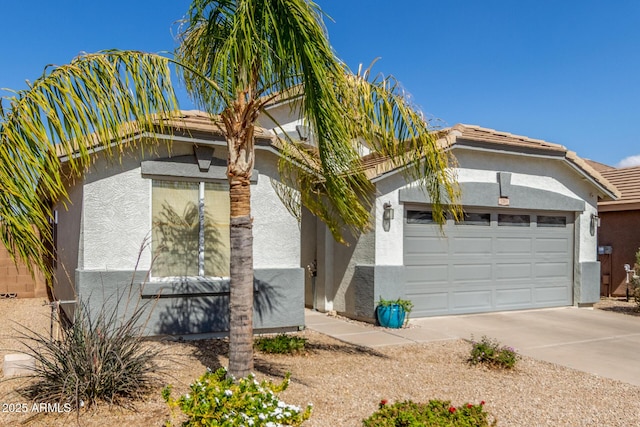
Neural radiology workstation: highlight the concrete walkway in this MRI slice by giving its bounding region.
[305,307,640,387]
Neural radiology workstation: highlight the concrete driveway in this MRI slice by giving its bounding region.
[306,306,640,387]
[410,307,640,387]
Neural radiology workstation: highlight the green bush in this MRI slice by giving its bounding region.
[17,297,162,409]
[255,333,307,354]
[363,399,495,427]
[468,336,519,369]
[163,367,312,426]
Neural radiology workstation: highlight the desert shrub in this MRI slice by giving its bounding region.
[17,296,162,409]
[363,399,495,427]
[163,367,312,426]
[254,333,307,354]
[468,336,519,369]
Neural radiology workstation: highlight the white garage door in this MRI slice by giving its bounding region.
[404,208,574,317]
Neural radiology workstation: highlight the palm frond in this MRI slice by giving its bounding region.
[342,62,461,225]
[0,51,180,278]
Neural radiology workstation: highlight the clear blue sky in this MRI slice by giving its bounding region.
[2,1,640,167]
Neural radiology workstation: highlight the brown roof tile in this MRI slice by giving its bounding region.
[56,110,275,160]
[449,124,567,153]
[599,166,640,210]
[585,159,615,173]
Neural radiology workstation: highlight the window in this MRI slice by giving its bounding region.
[537,215,566,228]
[407,210,435,224]
[152,180,230,278]
[498,214,530,227]
[455,212,490,226]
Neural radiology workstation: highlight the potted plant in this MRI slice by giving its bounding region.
[376,296,413,328]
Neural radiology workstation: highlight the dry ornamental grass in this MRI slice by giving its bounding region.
[1,298,640,426]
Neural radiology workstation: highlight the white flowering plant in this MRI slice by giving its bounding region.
[162,367,312,426]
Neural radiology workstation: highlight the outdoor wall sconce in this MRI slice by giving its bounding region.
[382,202,394,232]
[590,213,600,236]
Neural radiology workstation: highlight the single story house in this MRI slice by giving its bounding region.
[298,124,619,320]
[52,111,305,336]
[591,163,640,296]
[51,104,620,335]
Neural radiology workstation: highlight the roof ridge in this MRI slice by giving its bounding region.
[454,123,566,149]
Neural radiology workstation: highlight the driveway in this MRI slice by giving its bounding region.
[411,307,640,387]
[306,306,640,387]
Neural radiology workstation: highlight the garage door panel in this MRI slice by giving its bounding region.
[406,265,448,283]
[405,253,449,266]
[452,263,492,281]
[535,262,570,278]
[405,236,448,255]
[452,290,492,310]
[496,287,533,307]
[495,237,532,254]
[495,263,532,279]
[407,292,449,316]
[535,285,570,304]
[451,237,492,254]
[404,208,573,317]
[536,238,570,253]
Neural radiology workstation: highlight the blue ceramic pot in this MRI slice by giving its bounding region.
[377,304,406,328]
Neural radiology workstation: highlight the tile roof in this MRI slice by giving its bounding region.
[448,124,567,153]
[56,110,275,160]
[585,159,615,173]
[364,124,620,200]
[598,166,640,210]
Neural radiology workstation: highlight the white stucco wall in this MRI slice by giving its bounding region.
[373,148,604,266]
[251,151,301,269]
[82,163,152,271]
[76,142,300,274]
[257,101,303,141]
[374,173,407,266]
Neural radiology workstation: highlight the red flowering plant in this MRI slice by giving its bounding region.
[363,399,496,426]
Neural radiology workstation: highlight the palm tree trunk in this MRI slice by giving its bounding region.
[227,143,255,379]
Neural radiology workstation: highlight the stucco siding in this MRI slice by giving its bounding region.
[55,138,304,334]
[251,151,300,269]
[53,176,83,304]
[374,173,406,266]
[83,164,152,271]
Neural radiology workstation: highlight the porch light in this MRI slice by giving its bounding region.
[383,202,394,232]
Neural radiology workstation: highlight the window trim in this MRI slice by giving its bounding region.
[497,213,531,227]
[455,212,491,226]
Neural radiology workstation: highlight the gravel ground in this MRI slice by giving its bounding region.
[1,297,640,426]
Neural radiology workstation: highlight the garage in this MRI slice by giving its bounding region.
[313,123,619,323]
[404,208,574,317]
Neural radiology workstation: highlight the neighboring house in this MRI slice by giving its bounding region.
[53,111,304,336]
[592,163,640,297]
[0,241,47,298]
[298,124,619,320]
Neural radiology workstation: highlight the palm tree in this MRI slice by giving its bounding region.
[0,0,458,379]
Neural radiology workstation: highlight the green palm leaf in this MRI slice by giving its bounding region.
[0,51,180,279]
